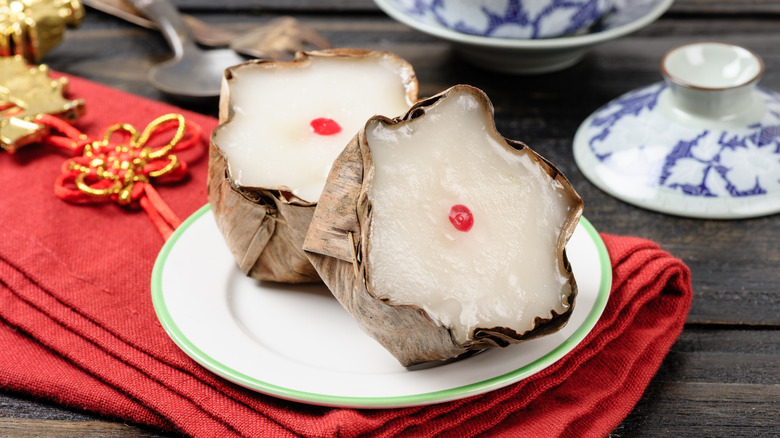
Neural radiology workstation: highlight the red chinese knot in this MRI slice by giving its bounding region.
[48,113,202,239]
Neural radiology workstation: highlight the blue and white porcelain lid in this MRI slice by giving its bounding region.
[573,43,780,219]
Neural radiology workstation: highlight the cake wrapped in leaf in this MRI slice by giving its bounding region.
[303,85,583,366]
[209,49,418,283]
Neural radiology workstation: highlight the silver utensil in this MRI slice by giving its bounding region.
[82,0,330,59]
[83,0,236,46]
[127,0,245,100]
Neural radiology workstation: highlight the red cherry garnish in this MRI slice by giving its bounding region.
[310,117,342,136]
[449,204,474,232]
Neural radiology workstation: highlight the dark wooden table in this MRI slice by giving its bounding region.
[2,0,779,436]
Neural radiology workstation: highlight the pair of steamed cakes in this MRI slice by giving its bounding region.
[208,49,583,367]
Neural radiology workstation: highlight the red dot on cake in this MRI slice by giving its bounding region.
[310,117,342,136]
[449,204,474,232]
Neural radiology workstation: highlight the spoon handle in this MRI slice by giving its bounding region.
[82,0,237,47]
[127,0,197,58]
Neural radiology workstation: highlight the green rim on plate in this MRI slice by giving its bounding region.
[151,204,612,408]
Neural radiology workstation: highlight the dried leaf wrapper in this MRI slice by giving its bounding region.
[304,85,583,366]
[208,49,418,283]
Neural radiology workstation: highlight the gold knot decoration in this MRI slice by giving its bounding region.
[61,114,187,205]
[54,113,203,239]
[1,0,84,63]
[1,56,85,151]
[1,56,202,240]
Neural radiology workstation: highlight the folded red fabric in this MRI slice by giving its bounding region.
[0,74,692,437]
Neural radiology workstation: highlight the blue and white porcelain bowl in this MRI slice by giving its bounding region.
[573,42,780,219]
[375,0,673,74]
[418,0,616,39]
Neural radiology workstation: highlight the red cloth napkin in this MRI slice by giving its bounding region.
[0,74,692,437]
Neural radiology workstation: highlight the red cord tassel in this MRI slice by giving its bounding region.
[39,113,203,240]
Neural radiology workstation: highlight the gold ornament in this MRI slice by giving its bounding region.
[1,0,84,63]
[0,55,85,151]
[64,114,186,205]
[52,113,202,239]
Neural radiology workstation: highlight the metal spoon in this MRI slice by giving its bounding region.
[82,0,238,47]
[127,0,245,100]
[82,0,331,60]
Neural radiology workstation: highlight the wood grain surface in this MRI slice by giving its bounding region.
[1,1,778,437]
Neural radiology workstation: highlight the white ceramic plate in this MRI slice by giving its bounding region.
[151,205,611,408]
[373,0,673,74]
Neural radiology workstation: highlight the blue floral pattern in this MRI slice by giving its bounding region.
[587,82,665,160]
[388,0,614,38]
[584,83,780,199]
